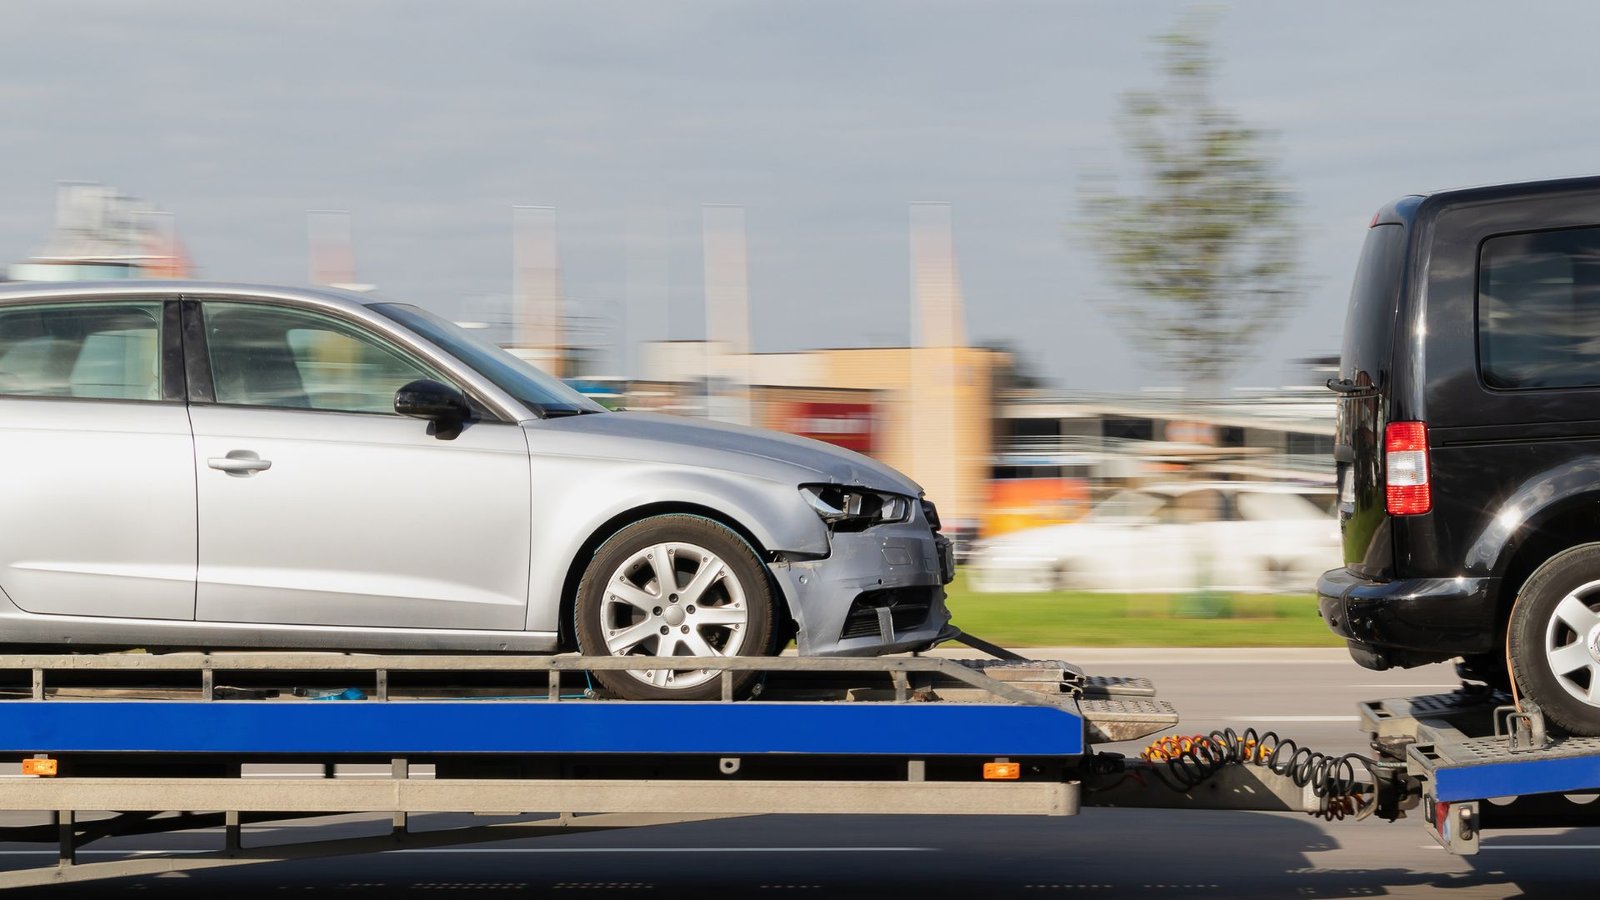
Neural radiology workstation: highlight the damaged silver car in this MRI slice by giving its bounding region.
[0,282,955,699]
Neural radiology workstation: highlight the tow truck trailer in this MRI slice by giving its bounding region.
[0,633,1589,889]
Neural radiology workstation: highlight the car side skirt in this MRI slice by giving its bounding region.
[0,607,559,654]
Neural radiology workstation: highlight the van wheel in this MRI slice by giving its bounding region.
[1508,544,1600,736]
[575,515,775,701]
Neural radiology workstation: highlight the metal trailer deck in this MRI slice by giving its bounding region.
[0,640,1189,889]
[1361,688,1600,854]
[5,640,1599,887]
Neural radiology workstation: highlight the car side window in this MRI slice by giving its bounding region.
[203,303,447,414]
[1170,490,1222,524]
[0,302,162,401]
[1479,225,1600,390]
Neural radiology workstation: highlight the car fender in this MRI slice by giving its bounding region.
[523,458,829,633]
[1465,456,1600,579]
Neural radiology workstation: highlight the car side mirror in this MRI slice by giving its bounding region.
[394,379,470,439]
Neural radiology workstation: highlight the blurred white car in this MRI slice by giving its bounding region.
[967,482,1338,594]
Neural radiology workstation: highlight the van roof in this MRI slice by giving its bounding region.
[1378,174,1600,226]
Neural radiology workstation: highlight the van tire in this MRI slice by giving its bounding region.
[1508,544,1600,736]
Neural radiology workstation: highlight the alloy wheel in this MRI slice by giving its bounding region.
[600,540,749,690]
[1542,579,1600,707]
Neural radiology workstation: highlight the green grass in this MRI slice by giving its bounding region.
[944,573,1344,648]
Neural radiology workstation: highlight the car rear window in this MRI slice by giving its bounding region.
[1479,225,1600,390]
[0,302,161,401]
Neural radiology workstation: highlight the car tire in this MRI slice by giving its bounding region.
[1052,562,1075,592]
[575,514,775,701]
[1508,544,1600,736]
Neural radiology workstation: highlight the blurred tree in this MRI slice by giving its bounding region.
[977,338,1049,391]
[1080,9,1301,391]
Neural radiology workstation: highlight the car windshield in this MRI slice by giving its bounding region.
[372,303,605,417]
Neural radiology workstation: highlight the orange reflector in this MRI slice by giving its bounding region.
[983,761,1021,780]
[21,758,56,777]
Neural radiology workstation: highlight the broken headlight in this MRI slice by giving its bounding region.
[800,484,913,531]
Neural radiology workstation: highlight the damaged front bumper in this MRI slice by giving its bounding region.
[770,514,956,657]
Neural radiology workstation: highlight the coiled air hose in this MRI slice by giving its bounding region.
[1138,728,1381,821]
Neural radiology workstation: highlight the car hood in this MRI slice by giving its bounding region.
[524,411,923,494]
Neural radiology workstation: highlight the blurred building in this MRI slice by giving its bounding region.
[986,381,1334,535]
[625,348,1334,540]
[633,341,1008,530]
[6,184,190,282]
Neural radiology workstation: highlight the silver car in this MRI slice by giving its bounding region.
[0,282,954,700]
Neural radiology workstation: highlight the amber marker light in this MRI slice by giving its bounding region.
[21,758,57,777]
[983,761,1021,780]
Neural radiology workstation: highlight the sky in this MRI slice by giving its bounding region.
[3,0,1600,390]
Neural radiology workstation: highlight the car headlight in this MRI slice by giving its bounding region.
[799,484,913,530]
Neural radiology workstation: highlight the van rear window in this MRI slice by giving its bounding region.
[1479,225,1600,390]
[1339,223,1407,387]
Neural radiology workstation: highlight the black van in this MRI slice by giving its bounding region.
[1320,176,1600,736]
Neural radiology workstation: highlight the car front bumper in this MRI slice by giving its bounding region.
[771,520,955,657]
[1316,566,1499,669]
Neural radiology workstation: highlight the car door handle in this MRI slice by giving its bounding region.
[208,453,272,475]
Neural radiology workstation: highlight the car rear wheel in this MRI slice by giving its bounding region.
[1508,544,1600,736]
[575,515,775,701]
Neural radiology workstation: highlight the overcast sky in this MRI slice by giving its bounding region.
[4,1,1599,389]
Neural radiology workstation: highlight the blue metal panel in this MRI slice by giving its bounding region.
[1434,754,1600,802]
[0,700,1084,757]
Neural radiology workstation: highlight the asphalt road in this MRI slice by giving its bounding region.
[1,650,1593,898]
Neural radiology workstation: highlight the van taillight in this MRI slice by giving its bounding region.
[1385,421,1431,516]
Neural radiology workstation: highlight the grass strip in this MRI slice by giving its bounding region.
[943,574,1342,648]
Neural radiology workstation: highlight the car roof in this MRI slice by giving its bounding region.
[0,280,387,312]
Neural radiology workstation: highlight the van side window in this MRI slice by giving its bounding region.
[0,302,163,401]
[1479,226,1600,390]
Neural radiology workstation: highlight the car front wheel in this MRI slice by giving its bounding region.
[1508,543,1600,736]
[575,515,775,701]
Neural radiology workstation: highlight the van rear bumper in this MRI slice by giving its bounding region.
[1317,567,1498,669]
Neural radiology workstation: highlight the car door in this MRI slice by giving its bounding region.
[0,297,197,620]
[1200,489,1258,591]
[1077,491,1191,592]
[1125,491,1210,592]
[188,298,532,630]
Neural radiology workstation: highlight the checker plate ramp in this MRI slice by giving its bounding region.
[947,661,1157,698]
[1361,690,1507,739]
[1078,698,1179,744]
[1080,675,1158,698]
